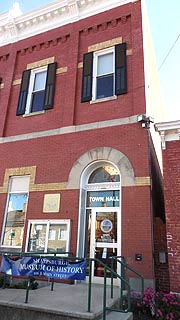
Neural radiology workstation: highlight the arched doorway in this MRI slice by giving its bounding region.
[78,161,121,281]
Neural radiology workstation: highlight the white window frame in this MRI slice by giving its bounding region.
[25,66,47,114]
[25,219,71,254]
[92,47,115,101]
[1,176,30,249]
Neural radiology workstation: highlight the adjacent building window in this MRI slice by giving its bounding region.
[16,62,57,116]
[81,43,127,102]
[1,176,30,248]
[26,220,71,254]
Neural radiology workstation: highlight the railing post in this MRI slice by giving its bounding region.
[25,278,31,303]
[2,274,7,289]
[88,259,92,312]
[51,278,54,291]
[120,261,125,309]
[103,268,107,320]
[110,258,114,298]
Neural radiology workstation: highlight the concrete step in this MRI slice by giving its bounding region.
[0,282,133,320]
[105,311,133,320]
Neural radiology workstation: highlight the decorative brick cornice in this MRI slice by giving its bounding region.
[80,15,130,38]
[0,0,132,47]
[16,35,69,58]
[0,54,9,62]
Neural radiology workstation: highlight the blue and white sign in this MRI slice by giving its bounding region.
[0,256,86,280]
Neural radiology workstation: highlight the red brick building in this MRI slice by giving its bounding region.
[0,0,166,290]
[156,121,180,294]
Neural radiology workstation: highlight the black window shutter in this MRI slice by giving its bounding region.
[115,43,127,95]
[16,69,31,116]
[81,52,93,102]
[44,62,57,110]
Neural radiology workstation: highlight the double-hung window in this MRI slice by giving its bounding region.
[26,67,47,114]
[16,62,57,116]
[81,43,127,102]
[93,48,114,100]
[1,176,30,249]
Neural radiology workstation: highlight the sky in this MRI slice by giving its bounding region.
[0,0,179,122]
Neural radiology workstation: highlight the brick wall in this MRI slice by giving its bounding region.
[0,1,146,137]
[0,1,159,285]
[162,140,180,293]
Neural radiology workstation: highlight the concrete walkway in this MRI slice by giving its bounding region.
[0,281,133,320]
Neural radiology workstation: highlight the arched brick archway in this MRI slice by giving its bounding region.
[67,146,135,189]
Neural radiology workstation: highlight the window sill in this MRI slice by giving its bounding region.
[90,95,117,104]
[23,110,45,117]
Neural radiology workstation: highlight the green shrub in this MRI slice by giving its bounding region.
[0,275,38,290]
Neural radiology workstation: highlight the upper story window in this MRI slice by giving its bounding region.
[26,67,47,114]
[81,43,127,103]
[93,48,114,100]
[16,62,57,116]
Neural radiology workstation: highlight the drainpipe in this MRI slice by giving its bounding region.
[137,114,155,280]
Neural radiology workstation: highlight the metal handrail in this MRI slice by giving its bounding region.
[0,252,142,319]
[0,251,76,301]
[111,255,144,300]
[86,257,131,319]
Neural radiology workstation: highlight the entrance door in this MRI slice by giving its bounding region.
[88,207,120,282]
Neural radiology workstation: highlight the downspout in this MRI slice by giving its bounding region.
[137,115,155,281]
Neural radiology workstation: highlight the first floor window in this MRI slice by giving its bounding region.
[2,176,30,248]
[26,220,71,254]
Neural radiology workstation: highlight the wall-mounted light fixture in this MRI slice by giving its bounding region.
[137,114,154,128]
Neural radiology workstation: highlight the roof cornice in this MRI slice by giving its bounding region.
[155,120,180,150]
[0,0,133,47]
[155,120,180,132]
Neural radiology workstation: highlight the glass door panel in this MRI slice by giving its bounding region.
[86,208,119,281]
[95,211,117,278]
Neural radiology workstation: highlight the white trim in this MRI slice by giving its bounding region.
[90,95,117,104]
[25,219,71,254]
[92,47,115,101]
[77,160,121,264]
[0,115,138,144]
[155,120,180,149]
[155,120,180,132]
[90,207,121,283]
[1,176,30,248]
[0,0,133,47]
[25,66,47,114]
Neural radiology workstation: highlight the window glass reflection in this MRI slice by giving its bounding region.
[2,193,28,247]
[88,165,120,183]
[27,221,70,253]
